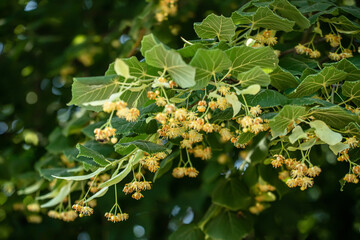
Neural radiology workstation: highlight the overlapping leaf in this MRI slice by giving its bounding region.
[271,0,310,28]
[145,44,196,88]
[232,7,295,32]
[288,66,347,98]
[194,14,236,41]
[190,48,232,89]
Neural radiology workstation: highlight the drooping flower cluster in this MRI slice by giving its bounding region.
[72,203,94,217]
[123,180,152,200]
[172,167,199,178]
[271,155,321,190]
[48,210,78,222]
[140,152,167,173]
[249,183,276,215]
[104,212,129,222]
[254,30,278,46]
[94,126,116,143]
[324,33,342,47]
[295,44,321,58]
[328,49,353,61]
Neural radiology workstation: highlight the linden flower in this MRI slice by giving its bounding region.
[271,159,283,168]
[103,101,116,113]
[132,192,144,200]
[197,106,206,112]
[202,123,214,133]
[147,91,157,100]
[286,178,297,188]
[295,44,306,54]
[172,167,186,178]
[263,30,272,38]
[165,104,176,113]
[250,105,262,116]
[344,173,359,184]
[240,116,253,128]
[278,170,290,180]
[265,36,277,46]
[309,50,321,58]
[218,86,230,96]
[185,167,199,178]
[125,108,140,122]
[255,34,265,43]
[180,139,193,149]
[115,101,127,110]
[188,130,203,143]
[209,101,217,110]
[155,113,168,125]
[329,52,341,61]
[175,108,188,121]
[353,166,360,175]
[155,96,167,107]
[299,177,314,190]
[217,97,229,110]
[116,107,130,118]
[307,166,321,177]
[325,33,341,47]
[219,128,232,142]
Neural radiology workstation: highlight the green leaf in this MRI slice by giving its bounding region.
[145,44,196,88]
[321,16,360,34]
[40,183,72,208]
[225,46,278,77]
[115,134,147,155]
[298,2,333,13]
[120,86,150,107]
[99,151,143,188]
[237,84,261,95]
[225,94,241,117]
[271,0,310,28]
[289,126,307,144]
[237,132,255,145]
[329,142,350,155]
[177,43,206,58]
[243,89,288,108]
[286,97,333,107]
[288,138,317,151]
[153,150,180,182]
[269,66,299,90]
[342,80,360,105]
[114,58,130,79]
[310,105,359,129]
[324,59,360,81]
[279,56,318,75]
[204,210,253,240]
[84,187,109,203]
[169,224,205,240]
[194,13,236,41]
[236,66,271,87]
[309,120,342,146]
[140,33,162,56]
[190,49,232,90]
[18,180,44,195]
[76,144,109,166]
[52,167,106,181]
[269,105,307,138]
[123,56,148,79]
[68,76,119,112]
[232,7,295,32]
[212,178,252,211]
[288,66,347,98]
[118,140,167,154]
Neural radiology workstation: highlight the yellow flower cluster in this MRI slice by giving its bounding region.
[140,152,167,173]
[123,180,152,200]
[329,49,353,61]
[254,30,278,46]
[102,101,140,122]
[94,127,116,143]
[104,212,129,222]
[295,44,321,58]
[72,204,94,217]
[172,167,199,178]
[188,145,212,160]
[324,33,341,47]
[48,210,78,222]
[155,0,178,22]
[271,155,321,190]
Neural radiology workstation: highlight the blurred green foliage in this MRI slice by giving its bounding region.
[1,0,360,240]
